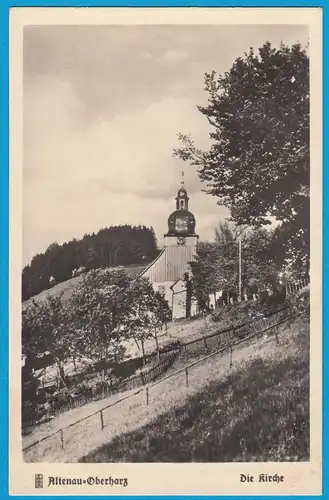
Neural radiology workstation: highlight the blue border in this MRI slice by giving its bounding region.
[0,1,325,499]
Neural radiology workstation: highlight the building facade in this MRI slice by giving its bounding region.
[140,183,199,319]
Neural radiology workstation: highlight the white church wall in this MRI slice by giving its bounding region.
[173,291,186,319]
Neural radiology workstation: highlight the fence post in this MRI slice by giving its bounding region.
[140,371,145,386]
[100,410,104,430]
[229,346,233,368]
[217,334,221,348]
[145,387,149,405]
[275,325,279,345]
[185,367,189,388]
[203,337,208,350]
[60,429,64,449]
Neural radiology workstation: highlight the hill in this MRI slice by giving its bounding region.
[22,263,147,308]
[22,224,158,300]
[23,312,309,463]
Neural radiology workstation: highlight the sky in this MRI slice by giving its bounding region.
[23,23,308,266]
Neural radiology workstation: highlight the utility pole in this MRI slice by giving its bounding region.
[238,236,242,301]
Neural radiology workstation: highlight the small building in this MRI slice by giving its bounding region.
[140,181,199,319]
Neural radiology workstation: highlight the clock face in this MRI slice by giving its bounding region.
[175,217,188,232]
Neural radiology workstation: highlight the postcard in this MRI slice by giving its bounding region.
[9,6,322,495]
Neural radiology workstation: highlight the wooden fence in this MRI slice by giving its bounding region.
[22,306,296,456]
[33,308,289,420]
[286,277,310,296]
[34,349,179,419]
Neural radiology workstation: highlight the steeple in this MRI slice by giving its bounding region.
[175,172,189,211]
[166,176,196,236]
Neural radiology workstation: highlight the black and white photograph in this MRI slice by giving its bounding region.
[10,7,322,496]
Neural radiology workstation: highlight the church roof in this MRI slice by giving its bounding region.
[139,245,196,282]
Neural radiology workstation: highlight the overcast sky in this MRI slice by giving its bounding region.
[23,23,308,266]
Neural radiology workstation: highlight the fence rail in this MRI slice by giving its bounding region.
[22,306,297,456]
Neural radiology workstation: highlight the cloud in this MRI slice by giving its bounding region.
[24,24,308,122]
[23,77,220,265]
[23,24,308,265]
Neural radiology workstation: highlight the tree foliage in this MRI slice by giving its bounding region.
[22,293,72,381]
[174,42,309,273]
[67,268,136,365]
[22,225,159,301]
[190,222,279,309]
[124,279,172,359]
[22,268,172,372]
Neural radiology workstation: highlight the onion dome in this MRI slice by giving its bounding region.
[167,183,196,236]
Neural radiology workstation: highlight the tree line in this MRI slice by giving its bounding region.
[188,221,294,312]
[22,225,159,301]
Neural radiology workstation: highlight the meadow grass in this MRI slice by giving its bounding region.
[24,315,308,462]
[80,319,309,463]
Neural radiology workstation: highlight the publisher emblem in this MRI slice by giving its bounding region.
[35,474,44,488]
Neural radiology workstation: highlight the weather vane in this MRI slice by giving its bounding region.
[181,171,185,187]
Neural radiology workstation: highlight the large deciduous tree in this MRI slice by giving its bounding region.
[68,268,134,367]
[174,42,309,274]
[22,293,72,384]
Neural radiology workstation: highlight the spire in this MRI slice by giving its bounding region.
[166,176,196,236]
[176,175,189,211]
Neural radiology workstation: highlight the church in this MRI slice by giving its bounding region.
[139,177,199,319]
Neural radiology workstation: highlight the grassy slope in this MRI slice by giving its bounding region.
[80,316,309,463]
[23,315,308,463]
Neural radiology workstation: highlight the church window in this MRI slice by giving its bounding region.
[180,199,185,210]
[158,285,165,296]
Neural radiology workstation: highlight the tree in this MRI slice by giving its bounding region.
[22,293,72,385]
[240,227,280,291]
[147,292,172,358]
[190,222,243,309]
[68,268,136,369]
[124,279,159,363]
[174,42,309,274]
[189,222,280,309]
[151,292,172,333]
[189,241,219,313]
[120,279,172,362]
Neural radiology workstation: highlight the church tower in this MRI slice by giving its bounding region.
[139,173,199,318]
[164,173,199,252]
